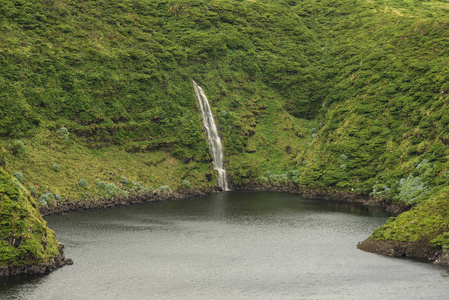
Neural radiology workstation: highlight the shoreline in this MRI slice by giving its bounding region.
[0,243,73,277]
[230,184,449,268]
[5,184,445,277]
[39,188,219,217]
[356,239,443,264]
[38,183,409,217]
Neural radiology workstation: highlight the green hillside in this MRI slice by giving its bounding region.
[2,0,449,264]
[0,162,62,272]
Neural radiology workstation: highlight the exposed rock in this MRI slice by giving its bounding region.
[434,251,449,267]
[357,238,443,265]
[0,243,71,277]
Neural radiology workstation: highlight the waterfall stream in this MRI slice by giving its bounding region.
[193,80,229,191]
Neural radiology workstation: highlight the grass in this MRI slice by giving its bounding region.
[371,186,449,247]
[1,129,215,201]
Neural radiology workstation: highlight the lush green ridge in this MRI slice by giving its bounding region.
[2,0,449,264]
[0,163,60,268]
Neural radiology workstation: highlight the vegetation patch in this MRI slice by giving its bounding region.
[1,0,449,266]
[0,166,61,268]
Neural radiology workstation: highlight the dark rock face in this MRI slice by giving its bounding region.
[357,239,446,266]
[0,243,72,277]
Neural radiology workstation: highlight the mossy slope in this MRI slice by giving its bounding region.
[0,166,61,270]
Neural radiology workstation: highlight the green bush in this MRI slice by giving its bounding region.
[78,178,87,189]
[181,180,191,189]
[159,185,171,192]
[130,182,150,194]
[59,127,70,142]
[394,175,430,205]
[39,193,55,205]
[51,163,60,172]
[431,232,449,251]
[259,176,269,185]
[11,141,25,155]
[13,172,24,182]
[96,180,124,197]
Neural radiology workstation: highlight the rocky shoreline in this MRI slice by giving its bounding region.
[0,243,73,277]
[5,184,445,277]
[233,183,409,215]
[39,188,218,216]
[1,188,216,278]
[356,239,443,263]
[234,184,449,267]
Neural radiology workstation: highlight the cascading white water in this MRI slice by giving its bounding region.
[193,80,229,191]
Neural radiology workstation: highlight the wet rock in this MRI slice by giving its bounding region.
[357,238,443,264]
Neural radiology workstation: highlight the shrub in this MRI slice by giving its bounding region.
[394,175,430,205]
[29,186,36,193]
[131,182,150,194]
[96,180,107,189]
[78,178,87,188]
[181,180,191,189]
[416,159,434,177]
[371,183,391,198]
[288,170,299,181]
[39,193,55,205]
[13,172,24,182]
[268,174,279,183]
[96,180,123,197]
[259,176,269,185]
[51,163,60,172]
[431,232,449,251]
[12,140,25,155]
[120,176,128,184]
[159,185,171,192]
[59,127,70,142]
[279,173,289,184]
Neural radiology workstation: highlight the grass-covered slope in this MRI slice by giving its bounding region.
[2,0,449,261]
[0,164,62,272]
[371,186,449,246]
[296,0,449,198]
[0,0,319,200]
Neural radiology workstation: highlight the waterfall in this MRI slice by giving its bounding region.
[193,80,230,191]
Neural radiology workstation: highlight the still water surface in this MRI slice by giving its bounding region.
[1,192,449,299]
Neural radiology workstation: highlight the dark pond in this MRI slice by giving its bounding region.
[1,192,449,299]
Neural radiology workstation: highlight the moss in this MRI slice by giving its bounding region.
[370,186,449,245]
[0,167,60,267]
